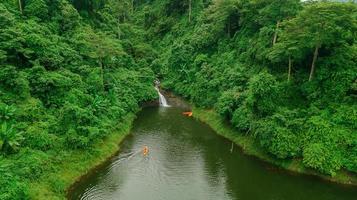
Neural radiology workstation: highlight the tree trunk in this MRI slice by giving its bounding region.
[188,0,192,23]
[288,57,292,82]
[227,20,231,37]
[18,0,23,14]
[132,0,134,14]
[117,17,121,39]
[309,45,319,81]
[99,59,105,91]
[272,21,280,45]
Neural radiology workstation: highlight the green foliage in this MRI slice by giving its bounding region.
[231,102,253,132]
[255,108,304,159]
[303,143,342,176]
[0,172,29,200]
[246,71,279,116]
[14,149,50,180]
[24,0,49,20]
[1,0,357,197]
[142,0,357,177]
[0,122,24,154]
[0,0,156,197]
[215,88,241,119]
[24,122,56,151]
[58,0,81,32]
[0,65,30,99]
[0,103,16,122]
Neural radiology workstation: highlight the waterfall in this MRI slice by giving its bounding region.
[155,87,170,107]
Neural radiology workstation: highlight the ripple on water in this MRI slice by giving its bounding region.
[70,107,357,200]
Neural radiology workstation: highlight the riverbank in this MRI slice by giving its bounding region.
[28,113,136,200]
[192,107,357,186]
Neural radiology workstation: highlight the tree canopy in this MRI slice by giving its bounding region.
[0,0,356,198]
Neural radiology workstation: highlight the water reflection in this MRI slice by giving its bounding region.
[69,106,357,200]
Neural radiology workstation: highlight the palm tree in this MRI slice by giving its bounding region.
[0,104,16,122]
[0,122,23,154]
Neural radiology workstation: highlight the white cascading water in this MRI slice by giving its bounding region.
[155,87,170,107]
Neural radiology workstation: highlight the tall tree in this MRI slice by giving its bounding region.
[254,0,301,45]
[277,2,357,81]
[188,0,192,23]
[18,0,23,13]
[268,32,305,82]
[72,28,124,90]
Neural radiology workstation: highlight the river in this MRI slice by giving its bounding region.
[68,99,357,200]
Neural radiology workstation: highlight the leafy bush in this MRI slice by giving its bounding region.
[215,89,241,119]
[0,66,30,99]
[246,71,279,117]
[255,109,303,159]
[303,143,342,176]
[24,122,56,151]
[24,0,49,20]
[0,122,24,154]
[13,149,50,180]
[231,103,253,132]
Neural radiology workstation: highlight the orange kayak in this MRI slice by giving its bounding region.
[182,112,193,117]
[143,146,149,156]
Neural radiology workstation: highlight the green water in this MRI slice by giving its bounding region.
[68,105,357,200]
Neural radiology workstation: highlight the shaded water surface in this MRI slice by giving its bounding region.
[69,104,357,200]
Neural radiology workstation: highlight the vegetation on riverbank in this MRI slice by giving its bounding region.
[31,114,135,200]
[193,107,357,185]
[141,0,357,178]
[1,0,356,198]
[0,1,156,199]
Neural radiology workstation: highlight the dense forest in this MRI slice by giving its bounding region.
[0,0,356,199]
[144,0,357,177]
[0,0,157,198]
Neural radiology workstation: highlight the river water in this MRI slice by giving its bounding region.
[68,102,357,200]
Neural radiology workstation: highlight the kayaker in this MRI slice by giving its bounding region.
[143,146,149,156]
